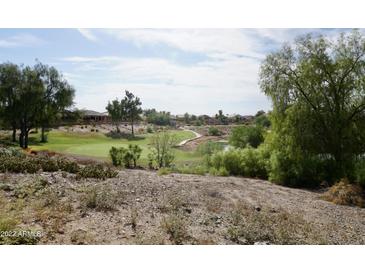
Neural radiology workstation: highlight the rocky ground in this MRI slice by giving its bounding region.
[1,169,364,245]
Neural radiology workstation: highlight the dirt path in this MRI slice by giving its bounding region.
[177,129,202,146]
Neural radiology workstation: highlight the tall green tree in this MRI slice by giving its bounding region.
[106,99,124,133]
[35,62,75,142]
[18,66,45,148]
[120,90,142,137]
[0,63,22,142]
[260,30,365,179]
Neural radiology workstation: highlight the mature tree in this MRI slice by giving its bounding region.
[120,90,142,137]
[35,62,75,142]
[184,112,190,123]
[229,125,264,148]
[260,30,365,179]
[144,108,171,126]
[18,66,45,148]
[106,99,123,133]
[215,109,227,124]
[0,63,22,142]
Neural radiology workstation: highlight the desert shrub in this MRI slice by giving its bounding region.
[161,214,189,244]
[0,147,24,158]
[211,150,242,176]
[81,185,119,211]
[56,157,79,173]
[322,178,364,207]
[147,126,154,133]
[226,203,326,244]
[109,145,142,168]
[208,127,221,136]
[240,146,268,179]
[0,156,40,174]
[149,131,177,168]
[36,157,59,172]
[229,125,264,148]
[76,164,118,180]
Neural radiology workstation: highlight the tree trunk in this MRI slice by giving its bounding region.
[131,118,134,137]
[12,125,16,143]
[41,126,47,143]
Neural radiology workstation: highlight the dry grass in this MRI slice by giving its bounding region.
[225,202,327,244]
[322,178,364,207]
[160,214,190,244]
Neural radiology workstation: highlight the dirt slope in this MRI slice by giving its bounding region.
[1,170,364,244]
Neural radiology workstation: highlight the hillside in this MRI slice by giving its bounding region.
[1,169,364,244]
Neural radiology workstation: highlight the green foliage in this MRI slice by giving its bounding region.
[144,108,172,126]
[208,127,221,136]
[209,146,269,179]
[149,131,177,168]
[81,185,119,212]
[254,114,271,128]
[0,62,75,148]
[56,157,79,173]
[259,30,365,182]
[146,126,154,133]
[157,167,172,176]
[109,144,142,168]
[106,90,142,136]
[76,164,118,180]
[229,125,264,148]
[209,166,229,176]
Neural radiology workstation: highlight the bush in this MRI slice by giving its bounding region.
[0,156,40,174]
[208,127,221,136]
[209,167,229,176]
[0,147,24,158]
[76,164,118,180]
[229,125,264,148]
[209,146,269,179]
[56,157,79,173]
[147,126,154,133]
[176,165,207,175]
[149,131,177,168]
[322,178,364,207]
[81,185,119,211]
[109,145,142,168]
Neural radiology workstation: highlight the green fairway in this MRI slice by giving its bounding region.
[29,129,202,166]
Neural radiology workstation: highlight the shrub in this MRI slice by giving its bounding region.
[81,185,119,211]
[149,131,177,168]
[0,156,40,174]
[56,157,79,173]
[0,147,24,158]
[209,167,229,176]
[208,127,221,136]
[147,126,154,133]
[109,145,142,168]
[76,164,118,180]
[229,125,264,148]
[322,178,364,207]
[176,165,207,175]
[161,214,189,244]
[36,157,59,172]
[209,146,269,179]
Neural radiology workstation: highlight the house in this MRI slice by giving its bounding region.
[81,110,110,124]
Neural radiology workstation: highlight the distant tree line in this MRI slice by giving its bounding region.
[0,62,75,148]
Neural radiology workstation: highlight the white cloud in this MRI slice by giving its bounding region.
[0,34,44,48]
[62,54,269,115]
[77,28,98,42]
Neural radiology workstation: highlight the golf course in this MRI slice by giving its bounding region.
[28,128,202,166]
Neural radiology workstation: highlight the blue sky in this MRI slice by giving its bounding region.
[0,28,350,115]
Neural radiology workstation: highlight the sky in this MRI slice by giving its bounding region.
[0,28,351,115]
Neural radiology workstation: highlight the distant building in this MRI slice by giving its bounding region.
[81,110,110,124]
